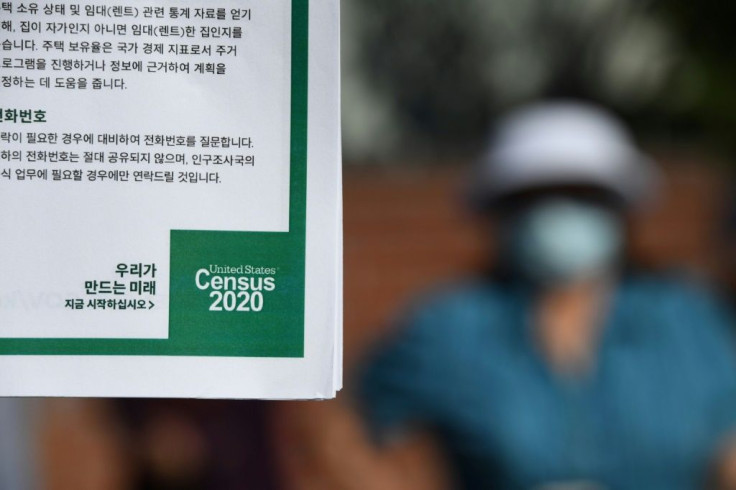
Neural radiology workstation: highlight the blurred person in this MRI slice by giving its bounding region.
[358,101,736,489]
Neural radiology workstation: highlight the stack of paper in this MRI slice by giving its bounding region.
[0,0,342,399]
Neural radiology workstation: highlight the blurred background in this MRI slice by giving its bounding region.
[8,0,736,488]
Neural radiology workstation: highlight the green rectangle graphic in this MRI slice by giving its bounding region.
[168,230,305,357]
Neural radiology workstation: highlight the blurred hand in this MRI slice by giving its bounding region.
[713,439,736,490]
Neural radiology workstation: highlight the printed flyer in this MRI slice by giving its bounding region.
[0,0,342,399]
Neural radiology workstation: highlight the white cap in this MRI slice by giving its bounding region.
[470,101,659,208]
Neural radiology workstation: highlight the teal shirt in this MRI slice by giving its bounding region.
[359,276,736,489]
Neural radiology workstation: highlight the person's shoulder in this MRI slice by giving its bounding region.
[359,277,517,391]
[401,276,514,323]
[383,276,519,349]
[622,271,728,308]
[620,271,735,339]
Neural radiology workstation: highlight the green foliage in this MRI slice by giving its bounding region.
[342,0,736,160]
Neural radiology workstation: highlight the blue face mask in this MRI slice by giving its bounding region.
[506,198,623,286]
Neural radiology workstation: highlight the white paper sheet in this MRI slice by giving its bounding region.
[0,0,342,399]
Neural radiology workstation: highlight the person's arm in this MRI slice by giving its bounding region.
[275,296,457,490]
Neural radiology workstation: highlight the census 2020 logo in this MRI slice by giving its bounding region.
[194,265,277,312]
